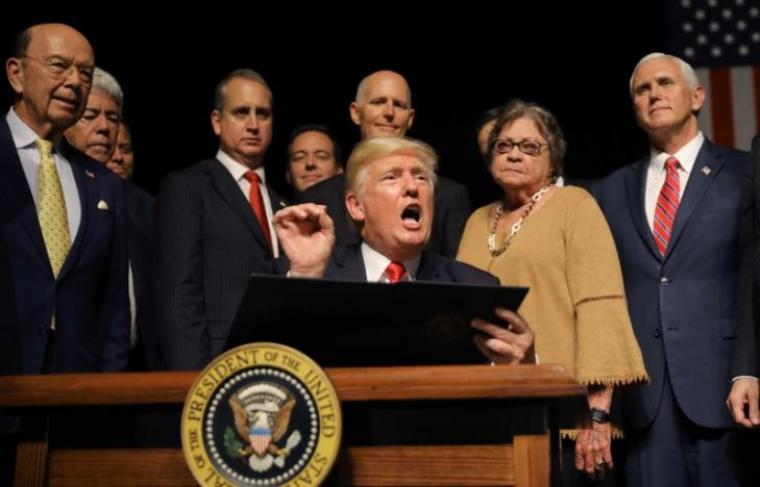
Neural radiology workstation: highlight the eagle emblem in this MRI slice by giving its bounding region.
[228,382,302,473]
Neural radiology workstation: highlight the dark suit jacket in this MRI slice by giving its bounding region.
[299,174,472,258]
[0,118,129,375]
[124,182,159,370]
[734,134,760,379]
[155,158,286,370]
[323,243,498,286]
[593,139,750,429]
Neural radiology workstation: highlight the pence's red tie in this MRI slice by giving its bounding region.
[653,157,681,255]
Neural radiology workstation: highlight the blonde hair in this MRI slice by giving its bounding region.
[345,136,438,196]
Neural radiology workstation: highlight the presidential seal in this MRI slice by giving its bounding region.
[181,343,341,486]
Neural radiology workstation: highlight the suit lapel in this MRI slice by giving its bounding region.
[332,245,369,281]
[665,141,723,259]
[416,252,443,281]
[0,120,49,265]
[57,146,96,280]
[624,158,661,260]
[208,160,270,251]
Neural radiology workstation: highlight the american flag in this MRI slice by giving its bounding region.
[667,0,760,150]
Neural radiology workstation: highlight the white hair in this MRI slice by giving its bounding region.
[92,66,124,111]
[629,52,700,97]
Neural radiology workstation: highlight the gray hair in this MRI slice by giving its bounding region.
[629,52,700,97]
[91,67,124,111]
[487,99,566,180]
[213,68,272,111]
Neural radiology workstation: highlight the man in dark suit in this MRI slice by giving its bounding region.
[301,70,472,258]
[63,70,158,370]
[106,121,159,370]
[728,133,760,427]
[594,53,751,486]
[0,23,129,375]
[155,69,286,370]
[274,136,534,364]
[0,25,130,483]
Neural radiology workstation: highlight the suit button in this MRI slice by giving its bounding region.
[660,276,669,285]
[38,325,49,336]
[653,328,662,338]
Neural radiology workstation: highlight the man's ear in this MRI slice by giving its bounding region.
[210,110,222,136]
[6,58,24,96]
[691,85,706,114]
[349,102,361,127]
[345,191,365,224]
[405,108,416,132]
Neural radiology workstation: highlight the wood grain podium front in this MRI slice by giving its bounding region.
[0,364,585,486]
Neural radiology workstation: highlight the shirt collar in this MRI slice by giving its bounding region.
[216,149,266,184]
[649,131,704,174]
[6,107,57,151]
[360,241,421,282]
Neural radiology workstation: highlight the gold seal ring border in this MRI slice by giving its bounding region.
[181,342,343,487]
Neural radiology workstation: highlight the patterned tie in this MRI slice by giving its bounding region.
[36,138,70,277]
[243,171,272,252]
[384,261,407,284]
[653,156,681,255]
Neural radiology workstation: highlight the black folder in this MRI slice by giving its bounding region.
[225,274,528,367]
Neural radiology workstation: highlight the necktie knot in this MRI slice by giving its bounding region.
[243,170,261,185]
[385,261,407,284]
[36,138,54,160]
[665,156,679,173]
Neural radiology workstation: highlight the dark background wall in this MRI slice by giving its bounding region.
[1,6,664,206]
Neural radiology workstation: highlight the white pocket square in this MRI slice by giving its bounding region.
[97,200,110,210]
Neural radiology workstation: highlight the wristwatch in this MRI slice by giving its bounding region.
[590,407,610,424]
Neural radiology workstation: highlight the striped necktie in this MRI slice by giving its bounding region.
[653,156,680,255]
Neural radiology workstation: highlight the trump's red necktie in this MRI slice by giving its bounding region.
[384,261,407,284]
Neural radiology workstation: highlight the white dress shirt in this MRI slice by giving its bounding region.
[360,242,420,283]
[6,107,81,240]
[644,132,704,231]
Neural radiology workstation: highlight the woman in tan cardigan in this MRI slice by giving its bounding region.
[458,99,647,481]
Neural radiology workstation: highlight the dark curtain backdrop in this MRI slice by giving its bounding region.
[1,6,663,206]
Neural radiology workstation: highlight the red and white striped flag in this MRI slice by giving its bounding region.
[668,0,760,150]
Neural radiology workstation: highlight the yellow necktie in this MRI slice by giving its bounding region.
[36,138,70,277]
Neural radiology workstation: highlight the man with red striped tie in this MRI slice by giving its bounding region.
[593,53,751,487]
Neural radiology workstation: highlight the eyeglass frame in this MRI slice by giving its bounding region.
[491,138,548,156]
[20,55,95,86]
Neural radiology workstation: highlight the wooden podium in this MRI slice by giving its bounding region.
[0,364,584,486]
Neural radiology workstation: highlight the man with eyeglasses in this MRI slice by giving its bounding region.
[593,53,752,486]
[0,22,130,483]
[0,23,129,374]
[300,70,472,258]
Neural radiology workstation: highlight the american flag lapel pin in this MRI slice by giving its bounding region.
[86,170,95,178]
[701,166,711,176]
